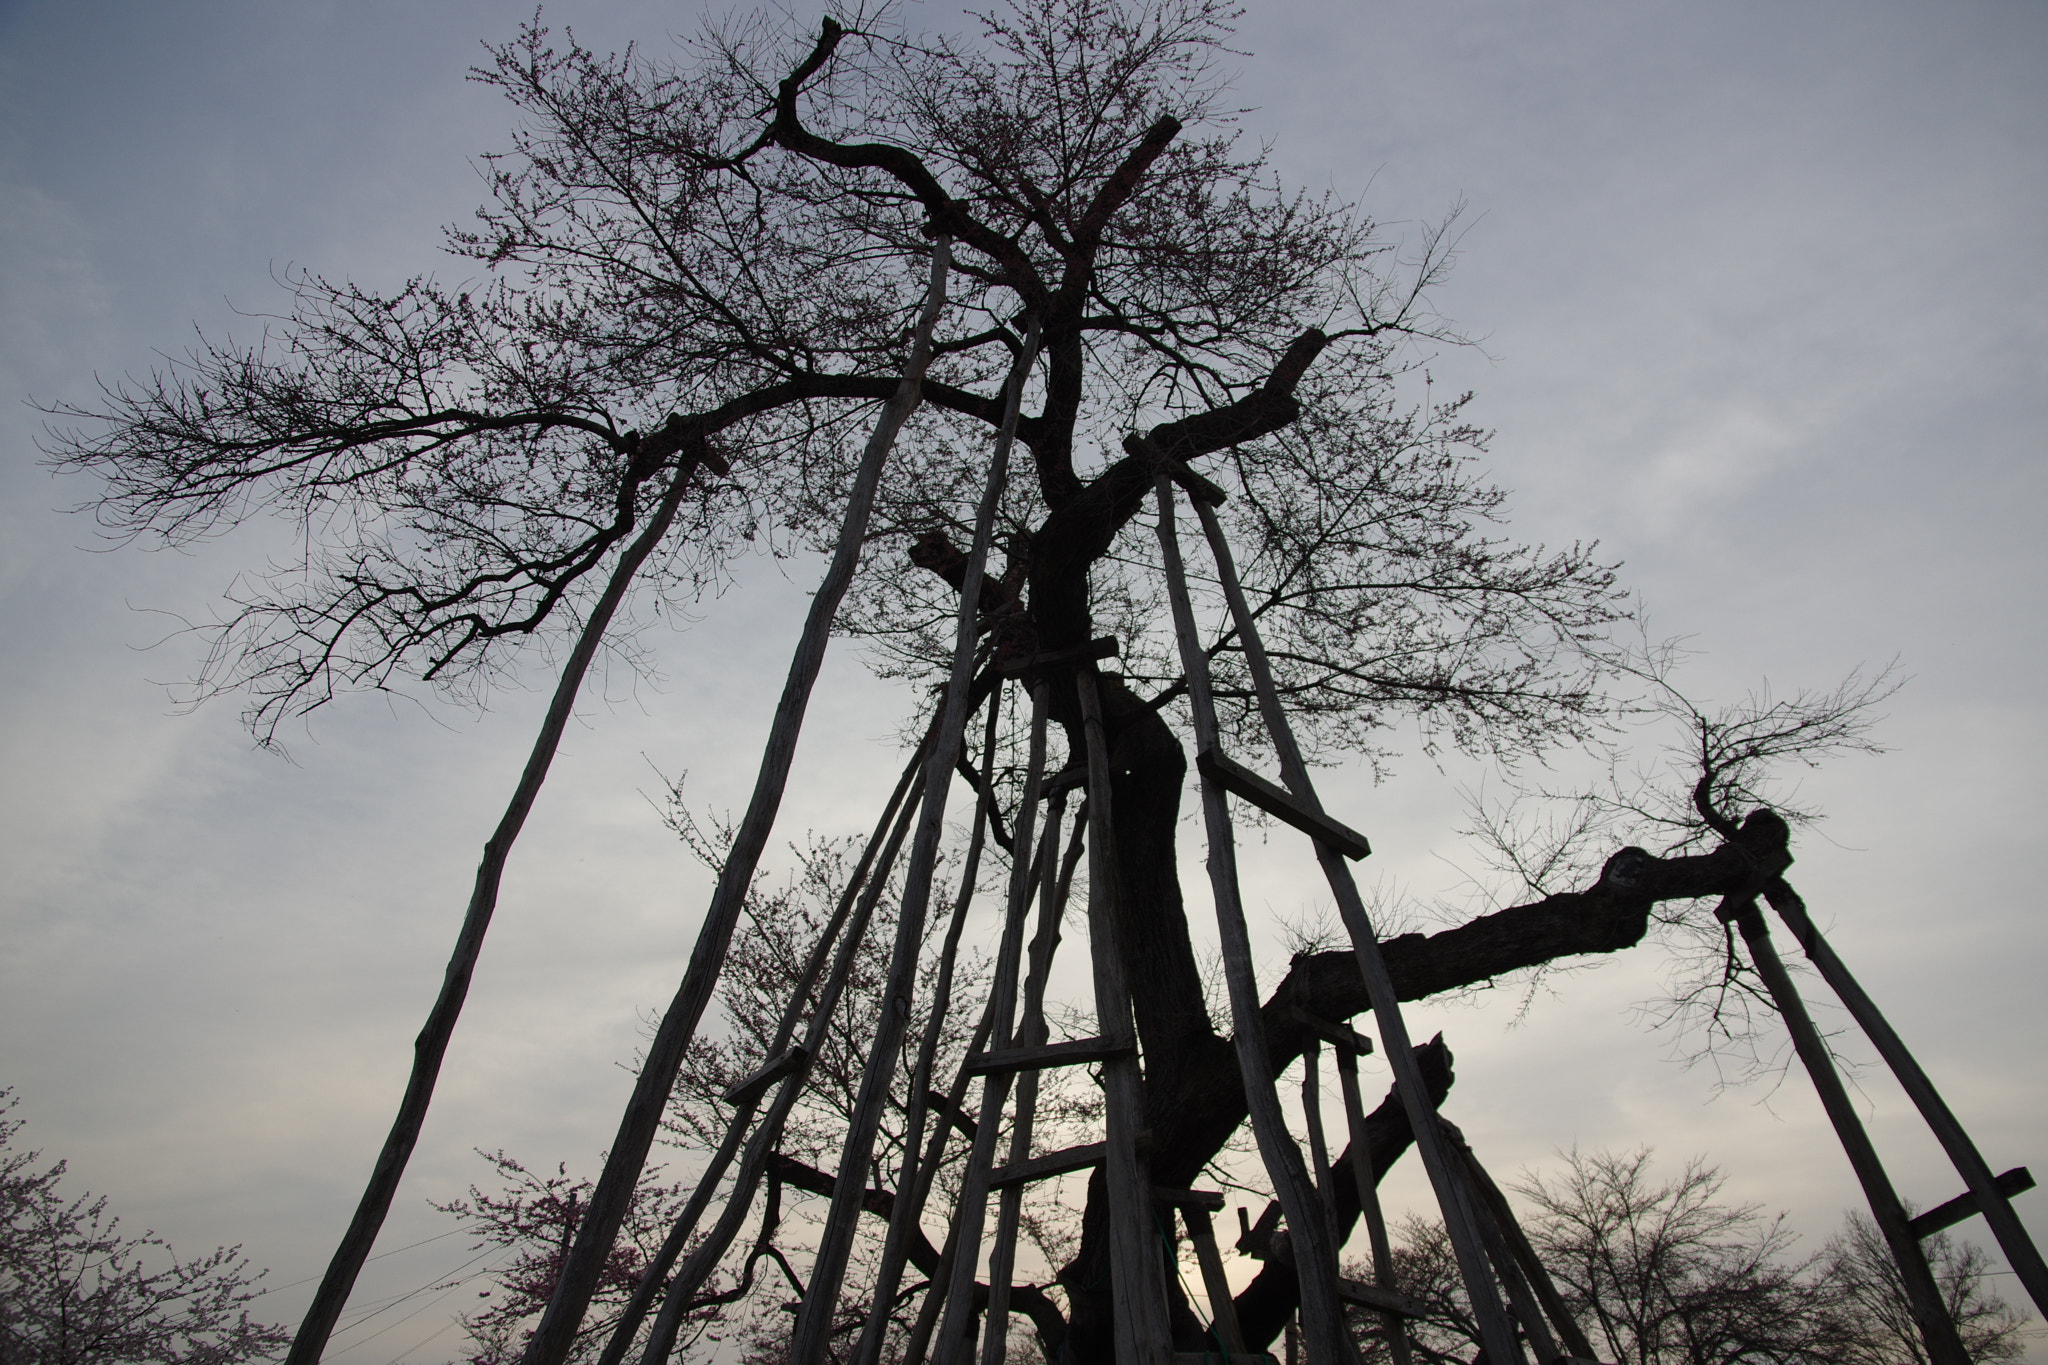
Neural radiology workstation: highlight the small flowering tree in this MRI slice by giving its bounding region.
[432,1154,701,1365]
[0,1090,288,1365]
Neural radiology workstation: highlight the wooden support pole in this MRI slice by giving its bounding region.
[523,239,959,1365]
[1154,479,1351,1362]
[976,800,1085,1365]
[788,309,1039,1365]
[1072,665,1173,1365]
[1761,879,2048,1316]
[1300,1037,1339,1236]
[594,733,936,1365]
[930,676,1052,1365]
[904,1208,969,1365]
[1333,1048,1411,1365]
[1723,897,1971,1365]
[1439,1122,1597,1364]
[853,696,1006,1365]
[1452,1154,1562,1365]
[1181,1203,1250,1355]
[631,758,934,1365]
[287,438,716,1365]
[1188,493,1524,1365]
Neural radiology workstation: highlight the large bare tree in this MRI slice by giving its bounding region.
[42,2,1841,1360]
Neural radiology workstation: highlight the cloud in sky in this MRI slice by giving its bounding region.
[2,0,2043,1357]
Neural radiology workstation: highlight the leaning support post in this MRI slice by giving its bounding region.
[1438,1121,1596,1363]
[930,679,1053,1365]
[1761,878,2048,1316]
[975,794,1084,1365]
[288,438,716,1365]
[1179,1200,1250,1355]
[1721,895,1971,1365]
[852,695,1005,1364]
[1186,492,1523,1365]
[521,237,956,1365]
[785,311,1039,1365]
[1299,1035,1338,1236]
[1075,665,1174,1365]
[594,736,931,1365]
[1153,477,1351,1363]
[1332,1046,1412,1365]
[632,757,933,1365]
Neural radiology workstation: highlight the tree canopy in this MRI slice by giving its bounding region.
[45,0,1620,759]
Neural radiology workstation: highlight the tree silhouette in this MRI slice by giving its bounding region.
[43,3,1853,1360]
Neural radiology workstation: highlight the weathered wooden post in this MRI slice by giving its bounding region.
[1719,893,1971,1365]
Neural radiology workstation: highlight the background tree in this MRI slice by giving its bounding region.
[0,1090,289,1365]
[1823,1213,2029,1365]
[1517,1147,1850,1364]
[1347,1148,2029,1365]
[433,1153,699,1365]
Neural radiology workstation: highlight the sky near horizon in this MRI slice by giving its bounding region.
[2,1,2045,1359]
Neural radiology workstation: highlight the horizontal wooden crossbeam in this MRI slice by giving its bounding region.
[1290,1006,1375,1056]
[966,1035,1134,1077]
[925,1089,976,1141]
[999,636,1120,677]
[989,1142,1107,1191]
[721,1043,808,1107]
[1152,1186,1227,1211]
[1336,1277,1427,1320]
[1908,1166,2035,1240]
[1196,748,1371,860]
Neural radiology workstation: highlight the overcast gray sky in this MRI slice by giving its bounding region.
[3,1,2044,1359]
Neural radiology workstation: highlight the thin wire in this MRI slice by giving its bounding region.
[330,1247,502,1335]
[251,1228,469,1297]
[386,1315,460,1364]
[324,1253,506,1359]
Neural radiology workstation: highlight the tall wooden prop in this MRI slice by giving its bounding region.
[631,757,933,1365]
[592,739,931,1365]
[519,240,957,1365]
[968,793,1086,1365]
[1074,663,1176,1365]
[287,437,723,1365]
[923,677,1054,1365]
[1153,478,1356,1363]
[1303,1010,1412,1365]
[1720,894,1971,1365]
[849,695,1006,1363]
[1175,480,1526,1363]
[784,313,1041,1364]
[1759,880,2048,1316]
